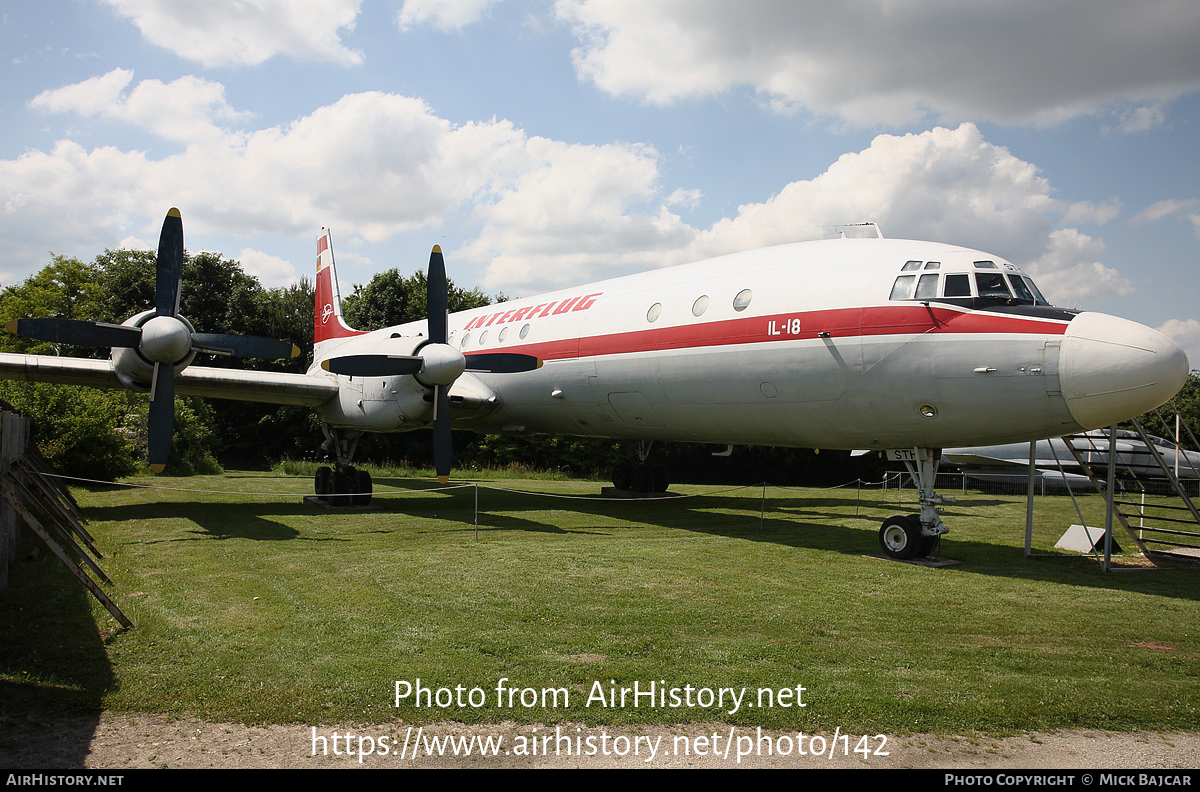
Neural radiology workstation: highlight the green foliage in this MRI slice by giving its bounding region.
[0,381,136,480]
[124,396,223,476]
[1135,371,1200,443]
[342,268,491,331]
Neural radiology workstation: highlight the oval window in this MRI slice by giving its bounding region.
[692,295,709,317]
[647,303,662,323]
[733,289,752,312]
[498,326,509,343]
[519,323,530,339]
[478,330,488,344]
[459,333,470,349]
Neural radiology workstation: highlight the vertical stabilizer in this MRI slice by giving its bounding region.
[314,229,364,354]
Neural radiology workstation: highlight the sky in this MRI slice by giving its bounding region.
[2,1,1200,360]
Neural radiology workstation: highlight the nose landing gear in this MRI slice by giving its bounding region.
[878,448,950,560]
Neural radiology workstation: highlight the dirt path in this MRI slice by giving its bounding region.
[2,710,1197,769]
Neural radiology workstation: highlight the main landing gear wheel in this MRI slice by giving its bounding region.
[314,466,332,502]
[879,515,922,560]
[312,465,373,507]
[353,469,372,506]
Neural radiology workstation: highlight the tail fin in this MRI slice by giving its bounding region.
[314,228,364,352]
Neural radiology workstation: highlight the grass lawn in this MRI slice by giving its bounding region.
[2,469,1197,734]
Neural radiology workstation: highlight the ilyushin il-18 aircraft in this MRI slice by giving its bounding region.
[0,210,1188,560]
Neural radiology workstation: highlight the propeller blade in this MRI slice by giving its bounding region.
[147,362,175,474]
[427,245,448,344]
[191,333,300,360]
[320,355,424,377]
[432,384,452,484]
[155,208,184,318]
[5,318,142,348]
[463,353,543,373]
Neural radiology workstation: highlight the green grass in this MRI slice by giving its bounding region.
[2,471,1198,734]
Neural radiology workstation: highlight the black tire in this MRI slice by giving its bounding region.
[631,464,652,493]
[650,463,670,493]
[354,469,373,506]
[314,466,332,502]
[906,513,937,557]
[879,515,922,560]
[331,470,352,507]
[612,461,633,490]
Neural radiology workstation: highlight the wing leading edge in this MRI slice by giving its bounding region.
[0,353,338,408]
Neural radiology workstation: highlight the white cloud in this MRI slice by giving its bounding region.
[101,0,364,67]
[462,138,695,291]
[1131,198,1198,225]
[1157,318,1200,370]
[116,235,152,250]
[30,69,248,144]
[396,0,502,32]
[680,124,1059,263]
[238,248,297,287]
[665,187,702,209]
[3,74,1134,305]
[555,0,1200,126]
[1026,228,1132,308]
[1063,198,1121,226]
[1118,102,1168,133]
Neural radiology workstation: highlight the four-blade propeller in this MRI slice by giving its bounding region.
[319,245,542,483]
[5,208,300,473]
[9,214,540,482]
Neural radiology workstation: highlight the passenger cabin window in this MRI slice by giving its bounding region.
[944,274,971,297]
[915,273,939,300]
[733,289,753,311]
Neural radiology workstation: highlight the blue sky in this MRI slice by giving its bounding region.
[3,1,1199,358]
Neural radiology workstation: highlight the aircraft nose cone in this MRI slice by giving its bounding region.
[1059,312,1189,429]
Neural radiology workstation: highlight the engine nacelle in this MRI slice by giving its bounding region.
[111,309,199,391]
[314,334,433,431]
[313,334,502,432]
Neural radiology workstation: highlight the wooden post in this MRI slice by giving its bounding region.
[0,411,30,591]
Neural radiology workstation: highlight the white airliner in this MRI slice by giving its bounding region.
[0,210,1188,560]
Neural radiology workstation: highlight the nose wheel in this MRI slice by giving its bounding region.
[877,447,951,560]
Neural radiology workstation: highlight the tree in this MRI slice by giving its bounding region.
[342,269,491,331]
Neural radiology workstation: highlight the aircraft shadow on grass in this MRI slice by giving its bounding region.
[74,481,1200,601]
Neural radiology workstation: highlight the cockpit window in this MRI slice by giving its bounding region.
[890,274,916,300]
[915,273,939,300]
[974,260,997,269]
[1007,275,1036,302]
[944,274,971,297]
[901,260,922,271]
[923,261,940,270]
[1023,277,1049,305]
[976,273,1012,298]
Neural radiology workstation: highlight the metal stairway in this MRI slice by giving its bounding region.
[1061,406,1200,566]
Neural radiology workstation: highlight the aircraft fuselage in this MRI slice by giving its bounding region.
[310,238,1187,451]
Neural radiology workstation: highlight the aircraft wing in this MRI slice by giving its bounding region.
[0,353,338,408]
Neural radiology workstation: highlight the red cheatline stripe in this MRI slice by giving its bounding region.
[461,305,1069,363]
